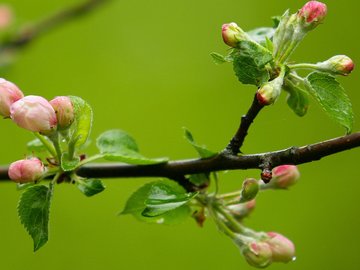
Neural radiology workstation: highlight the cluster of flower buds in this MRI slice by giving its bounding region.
[262,165,300,189]
[236,232,295,268]
[221,22,251,48]
[315,55,355,76]
[0,78,76,183]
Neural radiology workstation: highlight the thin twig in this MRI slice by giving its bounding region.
[1,131,360,181]
[0,0,109,50]
[223,94,264,155]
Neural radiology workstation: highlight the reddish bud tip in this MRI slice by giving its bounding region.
[298,1,327,28]
[271,165,300,188]
[317,55,355,76]
[0,78,24,117]
[222,22,249,48]
[8,158,46,183]
[265,232,296,263]
[0,5,13,29]
[10,95,57,134]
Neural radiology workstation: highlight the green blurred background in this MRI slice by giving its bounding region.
[0,0,359,269]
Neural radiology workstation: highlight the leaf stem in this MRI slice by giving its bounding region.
[76,154,105,169]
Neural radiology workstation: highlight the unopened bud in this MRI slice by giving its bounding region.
[8,158,46,183]
[265,232,295,263]
[316,55,355,76]
[0,5,13,29]
[0,78,24,117]
[297,1,327,30]
[241,241,273,268]
[256,73,284,106]
[50,96,74,130]
[240,178,259,203]
[228,199,256,221]
[270,165,300,189]
[10,95,57,134]
[222,22,250,48]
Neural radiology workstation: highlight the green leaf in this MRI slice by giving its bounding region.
[232,41,272,86]
[247,27,275,45]
[142,182,198,217]
[96,129,138,154]
[284,80,309,117]
[183,128,216,158]
[305,72,353,133]
[210,52,227,64]
[121,180,193,225]
[97,129,168,164]
[61,152,80,171]
[18,184,53,251]
[27,139,47,153]
[68,96,93,148]
[77,179,105,197]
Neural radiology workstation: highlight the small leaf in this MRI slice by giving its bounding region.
[305,72,353,133]
[68,96,93,148]
[96,129,138,154]
[97,129,168,164]
[121,180,193,225]
[210,52,227,64]
[284,80,309,117]
[61,152,80,172]
[18,184,53,251]
[183,128,216,158]
[142,181,198,217]
[247,27,275,45]
[232,41,272,86]
[27,139,47,153]
[77,179,105,197]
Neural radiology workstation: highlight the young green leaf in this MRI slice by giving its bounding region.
[17,184,53,251]
[305,72,353,133]
[183,128,216,158]
[27,139,47,153]
[142,181,198,217]
[121,180,193,225]
[97,129,168,164]
[68,96,93,148]
[232,41,273,86]
[284,80,309,117]
[247,27,275,46]
[61,152,80,172]
[76,178,105,197]
[210,52,227,64]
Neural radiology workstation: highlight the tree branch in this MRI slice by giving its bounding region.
[223,94,264,155]
[0,0,110,50]
[1,132,360,182]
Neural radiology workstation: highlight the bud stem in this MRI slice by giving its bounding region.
[48,133,62,164]
[33,132,57,158]
[288,63,318,70]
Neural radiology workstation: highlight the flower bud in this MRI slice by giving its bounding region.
[227,199,256,221]
[49,96,74,130]
[265,232,295,263]
[270,165,300,189]
[241,241,273,268]
[240,178,259,203]
[222,22,250,48]
[297,1,327,30]
[8,158,46,183]
[10,95,57,134]
[0,78,24,117]
[316,55,355,76]
[256,73,284,106]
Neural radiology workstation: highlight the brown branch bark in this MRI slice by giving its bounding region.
[0,0,110,50]
[1,132,360,181]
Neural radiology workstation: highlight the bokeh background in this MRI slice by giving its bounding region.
[0,0,359,269]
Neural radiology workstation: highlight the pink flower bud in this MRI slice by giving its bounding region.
[8,158,46,183]
[0,5,13,29]
[265,232,295,263]
[0,78,24,117]
[241,241,273,268]
[271,165,300,189]
[222,22,249,48]
[228,199,256,221]
[317,55,355,76]
[298,1,327,29]
[10,95,57,134]
[49,96,74,130]
[256,74,284,106]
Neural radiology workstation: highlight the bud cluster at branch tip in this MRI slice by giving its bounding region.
[0,78,24,118]
[10,95,57,135]
[8,158,46,183]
